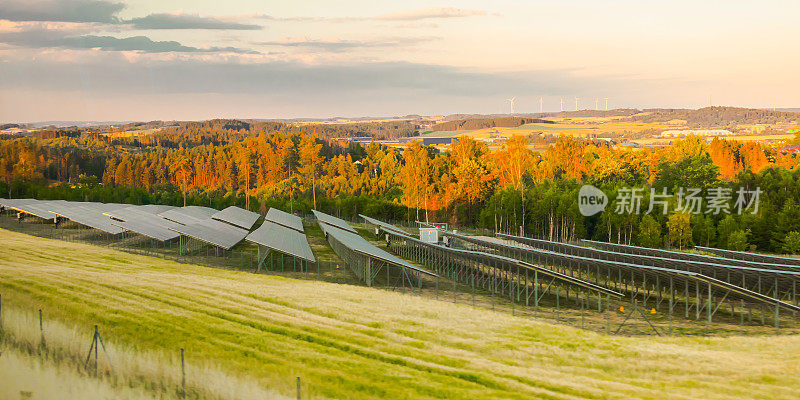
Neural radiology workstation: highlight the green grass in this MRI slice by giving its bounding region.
[2,228,800,399]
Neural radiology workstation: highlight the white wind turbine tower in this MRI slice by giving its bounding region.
[574,97,580,111]
[539,97,543,113]
[506,97,516,114]
[604,97,609,111]
[560,98,564,112]
[595,98,599,111]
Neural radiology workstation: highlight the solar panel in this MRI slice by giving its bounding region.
[312,210,357,233]
[435,230,800,311]
[159,206,218,225]
[212,206,260,230]
[6,199,64,220]
[135,204,177,215]
[696,246,800,266]
[582,239,798,271]
[112,218,179,241]
[169,218,249,249]
[321,222,434,276]
[104,206,184,241]
[49,204,126,235]
[246,220,315,262]
[265,208,304,232]
[360,214,408,235]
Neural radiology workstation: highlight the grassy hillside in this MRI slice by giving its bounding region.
[2,228,800,399]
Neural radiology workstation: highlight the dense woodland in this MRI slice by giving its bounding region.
[633,107,800,127]
[432,117,553,132]
[2,119,800,255]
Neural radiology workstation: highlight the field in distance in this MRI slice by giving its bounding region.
[2,228,800,399]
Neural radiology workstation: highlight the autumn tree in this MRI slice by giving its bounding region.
[298,133,323,210]
[171,155,191,207]
[487,134,536,232]
[667,212,693,250]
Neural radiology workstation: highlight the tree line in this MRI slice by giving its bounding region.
[1,127,799,254]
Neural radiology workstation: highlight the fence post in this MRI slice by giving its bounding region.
[556,287,560,322]
[39,309,45,348]
[740,300,745,334]
[296,376,301,400]
[93,325,99,376]
[580,298,584,330]
[453,275,456,304]
[471,275,475,307]
[668,292,673,336]
[181,348,186,400]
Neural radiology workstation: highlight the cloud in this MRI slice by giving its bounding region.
[239,7,491,23]
[0,26,258,53]
[375,7,488,21]
[126,13,262,30]
[255,36,436,52]
[0,0,124,23]
[0,56,628,97]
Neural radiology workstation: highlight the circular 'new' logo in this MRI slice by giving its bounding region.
[578,185,608,216]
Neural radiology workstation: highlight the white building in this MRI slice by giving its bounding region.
[660,129,734,137]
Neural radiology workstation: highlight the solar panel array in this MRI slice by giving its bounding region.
[487,233,800,312]
[159,206,218,225]
[265,208,304,232]
[359,214,409,235]
[1,199,256,248]
[2,199,66,220]
[246,220,315,262]
[212,206,261,230]
[319,218,435,276]
[313,210,357,233]
[696,246,800,267]
[581,239,800,272]
[169,218,249,250]
[50,204,127,235]
[106,206,183,241]
[381,225,622,297]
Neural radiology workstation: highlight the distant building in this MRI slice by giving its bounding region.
[333,136,374,144]
[781,144,800,155]
[397,137,458,146]
[660,129,734,137]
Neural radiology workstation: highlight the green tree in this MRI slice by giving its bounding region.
[636,214,662,248]
[782,231,800,255]
[691,214,716,247]
[667,212,693,250]
[716,215,737,248]
[728,229,750,251]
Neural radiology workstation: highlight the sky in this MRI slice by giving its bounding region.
[1,0,799,122]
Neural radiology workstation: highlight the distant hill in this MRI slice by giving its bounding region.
[632,107,800,127]
[433,117,554,132]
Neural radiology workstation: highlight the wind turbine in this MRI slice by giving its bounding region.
[506,97,516,114]
[560,98,564,112]
[574,97,580,111]
[595,98,599,111]
[604,97,609,111]
[539,97,543,113]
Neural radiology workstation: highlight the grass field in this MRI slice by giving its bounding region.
[2,228,800,399]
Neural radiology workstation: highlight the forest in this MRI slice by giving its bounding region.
[1,120,800,255]
[432,117,553,131]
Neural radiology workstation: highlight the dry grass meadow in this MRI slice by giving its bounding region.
[2,228,800,399]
